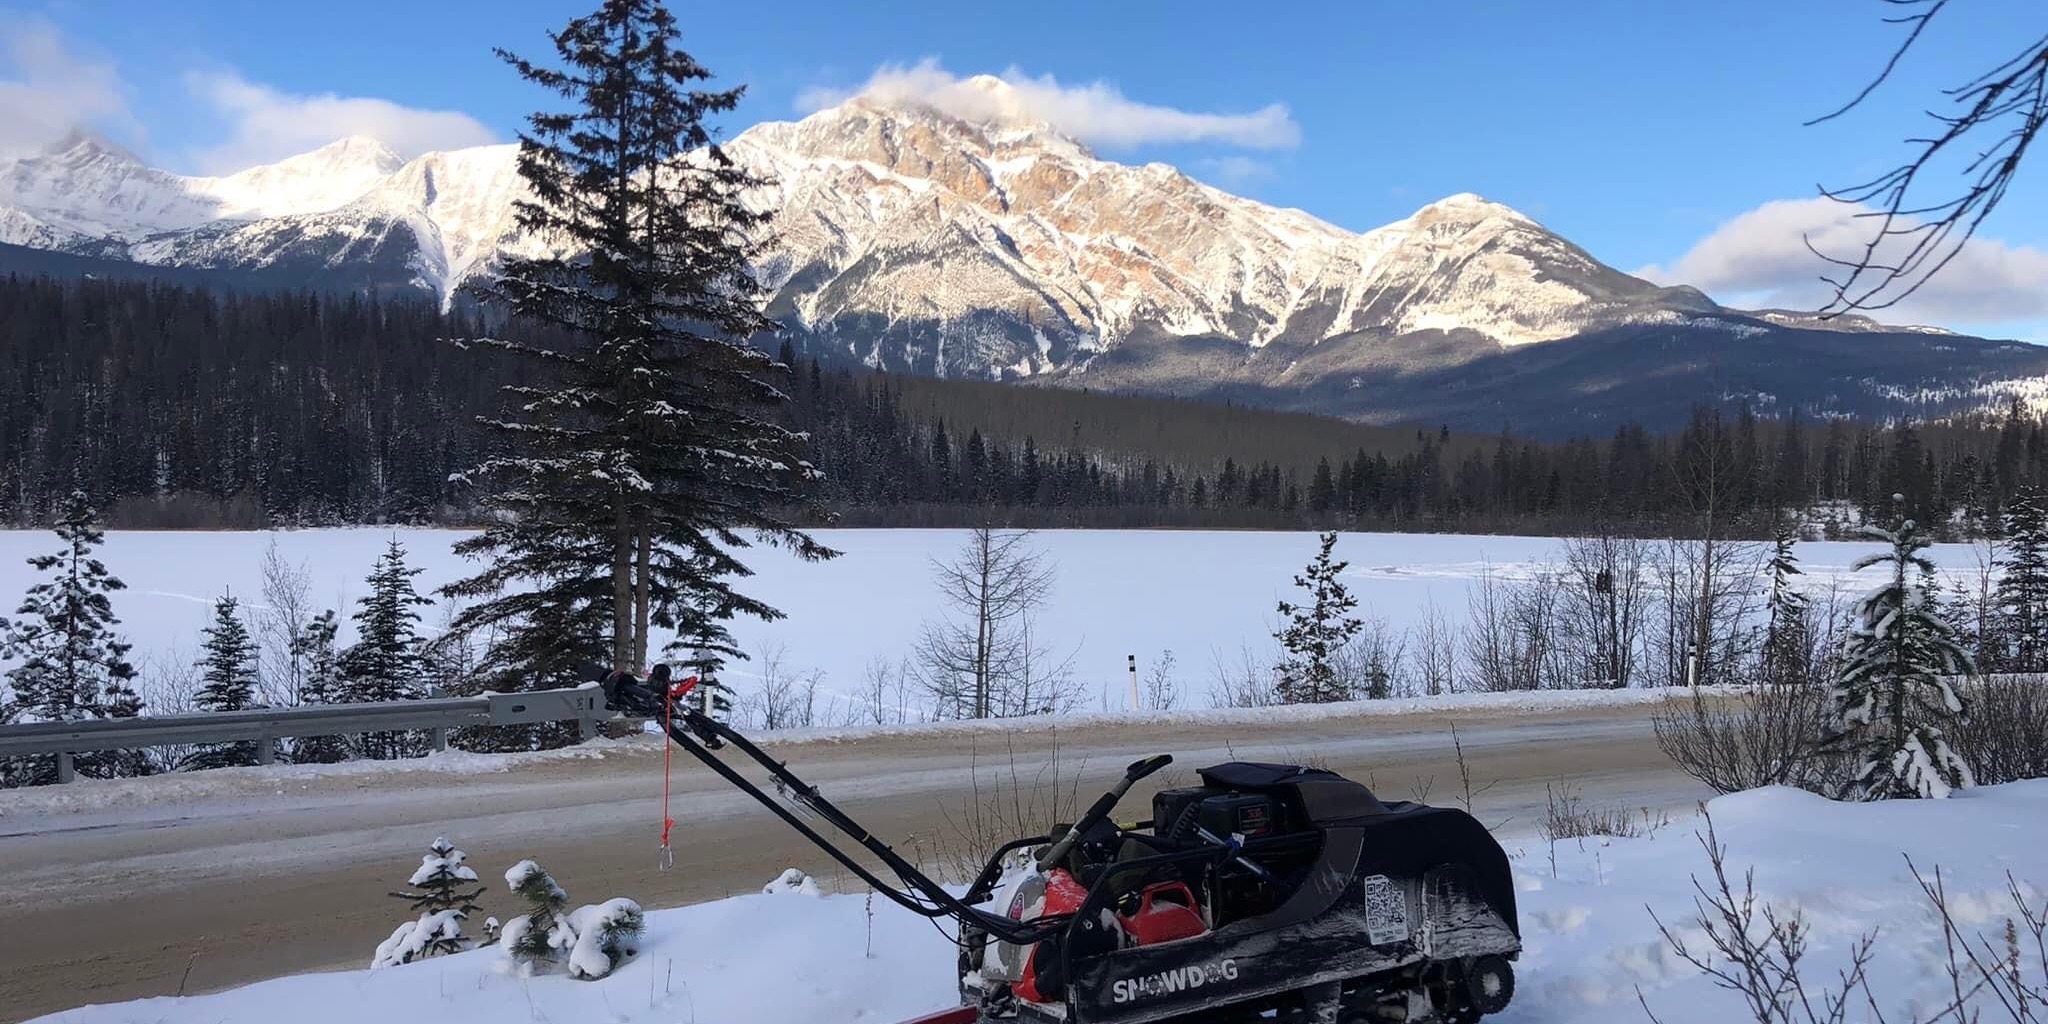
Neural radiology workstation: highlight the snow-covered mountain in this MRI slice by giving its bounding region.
[4,79,2037,430]
[0,81,1714,350]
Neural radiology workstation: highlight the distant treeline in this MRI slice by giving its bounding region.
[1,275,2042,536]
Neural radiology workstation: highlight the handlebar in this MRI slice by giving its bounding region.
[1037,753,1173,870]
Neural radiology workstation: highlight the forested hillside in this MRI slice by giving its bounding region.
[1,275,2040,535]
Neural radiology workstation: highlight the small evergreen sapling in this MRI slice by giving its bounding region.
[1273,532,1364,704]
[183,593,261,770]
[500,859,643,980]
[291,611,349,763]
[1825,506,1976,800]
[502,859,570,971]
[1760,526,1812,687]
[372,837,485,967]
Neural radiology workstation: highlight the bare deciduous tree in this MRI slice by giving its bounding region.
[1465,565,1571,691]
[1561,531,1652,688]
[254,541,317,707]
[1810,0,2047,316]
[1209,644,1280,709]
[1337,614,1410,699]
[855,656,921,726]
[913,527,1078,718]
[746,644,820,731]
[1410,597,1460,696]
[1653,538,1767,688]
[1143,650,1181,712]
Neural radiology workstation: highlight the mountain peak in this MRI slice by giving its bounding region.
[1415,191,1521,219]
[256,136,407,177]
[38,129,144,167]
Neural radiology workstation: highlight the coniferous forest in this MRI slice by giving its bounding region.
[3,273,2045,538]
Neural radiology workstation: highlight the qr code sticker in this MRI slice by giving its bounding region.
[1362,873,1408,946]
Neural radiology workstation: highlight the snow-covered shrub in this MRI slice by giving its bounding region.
[1825,510,1976,800]
[372,910,465,969]
[371,837,485,968]
[763,868,821,896]
[564,898,644,979]
[500,859,642,980]
[502,859,569,970]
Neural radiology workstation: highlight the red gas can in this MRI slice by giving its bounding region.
[1014,868,1091,1004]
[1117,881,1208,946]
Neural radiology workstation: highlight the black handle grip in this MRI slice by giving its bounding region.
[1124,754,1173,781]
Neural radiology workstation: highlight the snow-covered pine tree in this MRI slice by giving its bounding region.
[444,0,834,696]
[1274,532,1364,704]
[1825,507,1976,800]
[1996,483,2048,672]
[184,593,261,770]
[498,858,642,979]
[292,610,350,763]
[502,859,570,970]
[0,491,148,783]
[1760,525,1812,687]
[373,836,485,966]
[340,539,431,759]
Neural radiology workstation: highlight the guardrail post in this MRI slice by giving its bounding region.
[577,713,597,743]
[56,751,75,784]
[429,686,449,752]
[256,734,276,766]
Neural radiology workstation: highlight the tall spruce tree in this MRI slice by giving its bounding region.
[184,593,261,770]
[1273,532,1364,703]
[342,540,432,759]
[0,491,147,783]
[446,0,833,690]
[1996,484,2048,671]
[1760,526,1812,687]
[1825,507,1976,800]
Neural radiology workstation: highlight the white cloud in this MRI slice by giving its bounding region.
[0,17,140,157]
[183,70,499,173]
[798,59,1299,150]
[1640,197,2048,330]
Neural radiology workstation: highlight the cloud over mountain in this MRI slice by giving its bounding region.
[796,59,1299,150]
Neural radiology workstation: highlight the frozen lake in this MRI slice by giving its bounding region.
[0,527,1994,709]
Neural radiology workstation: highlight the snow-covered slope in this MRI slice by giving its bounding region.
[0,133,405,246]
[28,780,2048,1024]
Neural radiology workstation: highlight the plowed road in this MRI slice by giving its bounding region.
[0,701,1707,1023]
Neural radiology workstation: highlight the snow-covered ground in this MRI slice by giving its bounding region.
[0,528,1995,710]
[28,780,2046,1024]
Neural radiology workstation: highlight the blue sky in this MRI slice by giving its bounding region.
[3,0,2044,337]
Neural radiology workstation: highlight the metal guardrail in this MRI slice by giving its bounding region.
[0,685,611,783]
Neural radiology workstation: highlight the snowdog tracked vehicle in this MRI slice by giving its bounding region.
[600,665,1521,1024]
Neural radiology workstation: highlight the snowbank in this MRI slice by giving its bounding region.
[33,780,2048,1024]
[0,737,646,817]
